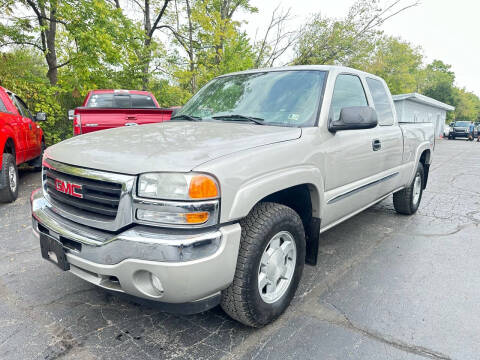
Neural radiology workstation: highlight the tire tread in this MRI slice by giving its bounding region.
[221,202,304,327]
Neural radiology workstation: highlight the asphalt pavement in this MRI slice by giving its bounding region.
[0,138,479,360]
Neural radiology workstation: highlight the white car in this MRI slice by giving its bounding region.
[443,124,451,138]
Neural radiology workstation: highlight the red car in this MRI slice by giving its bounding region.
[70,90,174,136]
[0,86,45,202]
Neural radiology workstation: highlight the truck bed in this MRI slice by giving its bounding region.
[399,122,435,164]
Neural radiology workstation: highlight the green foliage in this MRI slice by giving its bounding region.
[362,36,423,94]
[0,0,258,145]
[294,0,384,67]
[452,88,480,122]
[0,0,478,144]
[168,0,256,93]
[0,50,70,144]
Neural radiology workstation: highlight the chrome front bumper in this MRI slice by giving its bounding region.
[31,189,241,304]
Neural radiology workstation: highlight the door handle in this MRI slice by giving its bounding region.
[372,139,381,151]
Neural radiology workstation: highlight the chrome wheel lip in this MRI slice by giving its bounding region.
[257,230,297,304]
[8,164,17,193]
[412,173,422,205]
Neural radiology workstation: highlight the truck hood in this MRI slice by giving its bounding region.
[46,122,302,174]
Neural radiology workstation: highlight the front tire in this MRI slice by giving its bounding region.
[0,153,19,203]
[221,202,306,327]
[393,163,424,215]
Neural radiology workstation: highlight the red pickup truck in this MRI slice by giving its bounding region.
[0,86,45,202]
[70,90,173,136]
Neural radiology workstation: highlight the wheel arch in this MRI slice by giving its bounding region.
[259,184,322,266]
[226,166,325,265]
[419,149,431,189]
[407,142,432,188]
[1,137,16,167]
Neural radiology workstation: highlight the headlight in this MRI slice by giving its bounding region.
[138,173,219,200]
[135,173,220,227]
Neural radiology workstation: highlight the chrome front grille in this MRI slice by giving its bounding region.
[44,167,122,219]
[42,159,136,231]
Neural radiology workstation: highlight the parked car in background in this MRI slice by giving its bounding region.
[0,86,46,202]
[32,65,434,327]
[443,124,451,138]
[448,121,471,139]
[69,90,173,136]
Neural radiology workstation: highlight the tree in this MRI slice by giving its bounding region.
[293,0,418,67]
[211,0,257,65]
[163,0,256,93]
[452,88,480,122]
[363,36,423,94]
[421,60,456,107]
[110,0,172,90]
[253,6,298,68]
[0,0,142,86]
[0,0,66,84]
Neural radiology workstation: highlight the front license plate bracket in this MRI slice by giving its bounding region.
[40,234,70,271]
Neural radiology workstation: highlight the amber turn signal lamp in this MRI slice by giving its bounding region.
[185,212,210,224]
[189,175,219,199]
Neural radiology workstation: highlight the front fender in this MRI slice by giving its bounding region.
[227,165,324,221]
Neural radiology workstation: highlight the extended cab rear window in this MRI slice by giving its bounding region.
[366,78,394,126]
[87,93,157,108]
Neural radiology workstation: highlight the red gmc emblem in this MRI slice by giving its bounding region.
[54,178,83,198]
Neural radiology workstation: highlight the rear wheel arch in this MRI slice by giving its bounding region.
[419,149,431,165]
[419,149,431,189]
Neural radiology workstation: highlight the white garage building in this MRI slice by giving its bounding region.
[392,93,455,138]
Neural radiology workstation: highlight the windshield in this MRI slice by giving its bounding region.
[87,93,157,108]
[177,70,327,127]
[455,121,470,127]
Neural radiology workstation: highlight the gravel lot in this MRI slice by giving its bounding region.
[1,139,479,360]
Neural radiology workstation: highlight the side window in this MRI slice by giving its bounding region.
[14,96,33,120]
[0,97,7,113]
[330,74,368,121]
[366,78,394,126]
[7,93,22,115]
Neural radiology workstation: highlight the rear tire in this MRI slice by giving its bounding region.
[0,153,19,203]
[393,163,424,215]
[221,202,306,327]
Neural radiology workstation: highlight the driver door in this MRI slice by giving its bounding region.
[322,74,385,227]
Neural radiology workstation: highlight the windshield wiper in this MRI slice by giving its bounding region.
[170,114,202,121]
[212,114,265,125]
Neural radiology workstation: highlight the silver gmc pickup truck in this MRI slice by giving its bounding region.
[31,65,434,327]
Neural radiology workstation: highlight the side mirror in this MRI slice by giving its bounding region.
[34,112,47,122]
[68,109,75,121]
[329,106,378,132]
[449,122,454,127]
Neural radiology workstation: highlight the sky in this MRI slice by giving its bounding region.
[242,0,480,96]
